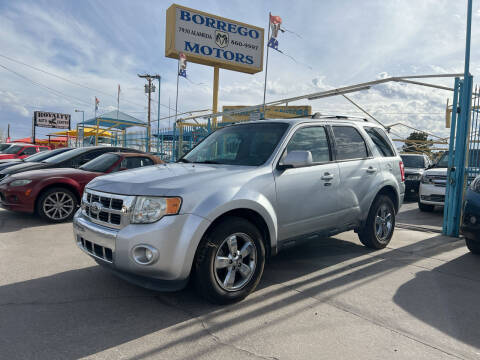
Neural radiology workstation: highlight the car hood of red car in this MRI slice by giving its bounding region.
[0,154,17,159]
[7,168,104,181]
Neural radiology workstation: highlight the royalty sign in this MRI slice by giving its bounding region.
[33,111,70,129]
[165,4,264,74]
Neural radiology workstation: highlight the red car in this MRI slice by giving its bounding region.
[0,144,50,160]
[0,152,162,222]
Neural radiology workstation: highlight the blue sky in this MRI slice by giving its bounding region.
[0,0,478,140]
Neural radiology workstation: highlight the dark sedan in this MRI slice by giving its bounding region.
[0,147,72,172]
[462,175,480,254]
[0,146,141,181]
[400,154,431,198]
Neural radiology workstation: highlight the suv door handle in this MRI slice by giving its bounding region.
[366,166,377,174]
[321,173,334,181]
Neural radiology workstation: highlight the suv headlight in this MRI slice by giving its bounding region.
[471,177,480,193]
[131,196,182,224]
[421,175,432,184]
[9,179,32,187]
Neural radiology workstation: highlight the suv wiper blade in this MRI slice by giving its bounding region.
[178,158,191,163]
[195,160,221,164]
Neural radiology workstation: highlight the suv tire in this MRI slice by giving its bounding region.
[466,238,480,255]
[194,216,265,304]
[418,201,435,212]
[358,195,395,249]
[37,187,78,223]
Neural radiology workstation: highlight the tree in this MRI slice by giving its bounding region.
[402,131,432,154]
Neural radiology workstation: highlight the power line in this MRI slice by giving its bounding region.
[0,63,92,107]
[0,53,179,113]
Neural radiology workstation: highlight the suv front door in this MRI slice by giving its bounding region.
[274,125,341,241]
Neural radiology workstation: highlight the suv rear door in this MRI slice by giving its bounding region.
[331,125,383,225]
[274,125,341,241]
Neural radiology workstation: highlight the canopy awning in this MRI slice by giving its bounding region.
[83,110,147,130]
[50,127,113,137]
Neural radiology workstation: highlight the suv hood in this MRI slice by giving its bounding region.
[0,162,48,176]
[7,167,98,180]
[87,163,262,196]
[404,167,425,175]
[424,167,447,176]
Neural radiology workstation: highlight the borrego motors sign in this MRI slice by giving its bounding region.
[165,4,264,74]
[33,111,70,129]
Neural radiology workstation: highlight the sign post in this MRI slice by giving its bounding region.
[32,111,71,144]
[166,4,264,127]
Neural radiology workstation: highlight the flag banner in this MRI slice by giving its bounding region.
[95,97,99,111]
[178,52,187,77]
[268,14,282,50]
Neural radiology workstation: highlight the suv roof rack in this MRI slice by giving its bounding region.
[310,112,369,122]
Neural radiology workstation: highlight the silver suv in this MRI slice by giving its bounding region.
[73,117,405,304]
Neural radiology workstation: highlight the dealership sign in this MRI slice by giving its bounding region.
[165,4,264,74]
[33,111,70,129]
[222,105,312,122]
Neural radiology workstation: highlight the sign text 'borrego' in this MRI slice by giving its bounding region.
[165,4,264,74]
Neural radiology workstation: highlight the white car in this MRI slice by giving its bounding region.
[419,150,480,211]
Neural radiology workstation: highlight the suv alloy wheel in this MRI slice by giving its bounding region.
[358,195,396,249]
[194,216,265,304]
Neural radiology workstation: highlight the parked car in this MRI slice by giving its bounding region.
[419,150,480,211]
[0,146,142,182]
[400,154,431,198]
[0,147,72,172]
[462,174,480,254]
[0,152,162,222]
[0,144,50,160]
[0,143,17,152]
[73,117,405,304]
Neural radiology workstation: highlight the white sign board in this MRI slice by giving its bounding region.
[34,111,70,129]
[166,4,264,74]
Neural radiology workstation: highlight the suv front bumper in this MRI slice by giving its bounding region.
[73,209,211,291]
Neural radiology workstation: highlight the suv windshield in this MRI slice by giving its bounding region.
[3,145,23,154]
[24,148,71,162]
[80,153,119,172]
[181,123,289,166]
[43,147,87,164]
[401,155,425,168]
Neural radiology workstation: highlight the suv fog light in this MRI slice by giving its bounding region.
[471,216,477,225]
[132,245,158,265]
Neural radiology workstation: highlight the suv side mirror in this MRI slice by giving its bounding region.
[278,150,313,169]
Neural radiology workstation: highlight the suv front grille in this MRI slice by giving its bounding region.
[82,189,135,229]
[78,236,113,263]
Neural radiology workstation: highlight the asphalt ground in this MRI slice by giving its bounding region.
[1,201,479,360]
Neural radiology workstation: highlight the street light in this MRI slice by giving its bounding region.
[75,109,84,147]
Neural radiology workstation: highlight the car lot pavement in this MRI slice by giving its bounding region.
[1,205,479,360]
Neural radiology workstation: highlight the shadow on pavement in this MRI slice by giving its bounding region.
[0,210,49,233]
[0,234,474,359]
[394,252,480,350]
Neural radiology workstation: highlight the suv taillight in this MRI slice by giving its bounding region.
[399,161,405,182]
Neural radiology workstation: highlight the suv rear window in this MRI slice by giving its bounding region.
[364,127,395,157]
[332,126,368,160]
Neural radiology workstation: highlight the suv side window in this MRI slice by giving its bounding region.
[332,126,368,161]
[285,126,331,163]
[364,127,395,157]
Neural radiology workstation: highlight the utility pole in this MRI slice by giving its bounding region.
[138,74,161,152]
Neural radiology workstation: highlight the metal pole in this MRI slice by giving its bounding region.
[262,12,271,119]
[175,62,180,160]
[157,76,161,154]
[147,78,152,152]
[213,67,219,128]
